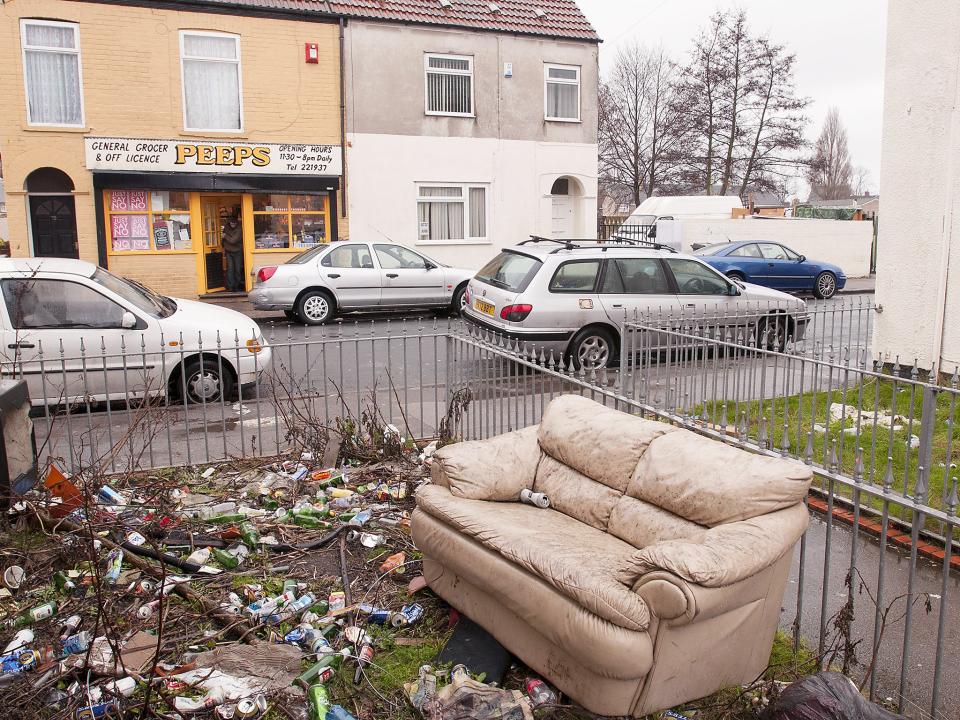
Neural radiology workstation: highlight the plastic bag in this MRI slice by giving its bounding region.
[405,664,534,720]
[771,672,907,720]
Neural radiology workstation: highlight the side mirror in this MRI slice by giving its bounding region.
[798,255,806,263]
[425,262,436,270]
[728,283,742,297]
[121,311,138,329]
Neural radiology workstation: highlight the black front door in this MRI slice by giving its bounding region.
[29,196,79,258]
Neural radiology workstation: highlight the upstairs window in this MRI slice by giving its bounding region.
[425,54,473,116]
[21,20,84,126]
[545,63,580,122]
[180,31,242,131]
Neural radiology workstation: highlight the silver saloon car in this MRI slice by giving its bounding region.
[462,239,809,369]
[248,242,475,324]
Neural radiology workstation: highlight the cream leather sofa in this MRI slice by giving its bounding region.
[412,395,813,717]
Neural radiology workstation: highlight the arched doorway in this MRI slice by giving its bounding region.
[550,176,582,240]
[25,168,78,258]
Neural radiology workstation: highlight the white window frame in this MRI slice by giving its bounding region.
[179,30,244,133]
[424,53,475,118]
[415,182,490,246]
[544,63,581,123]
[20,19,86,128]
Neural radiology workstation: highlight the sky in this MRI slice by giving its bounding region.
[577,0,888,197]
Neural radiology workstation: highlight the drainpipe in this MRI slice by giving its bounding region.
[338,17,348,221]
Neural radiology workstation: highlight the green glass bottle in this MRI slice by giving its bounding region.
[13,601,57,628]
[307,684,330,719]
[239,521,260,547]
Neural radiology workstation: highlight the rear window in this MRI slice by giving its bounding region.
[475,252,542,292]
[693,243,729,256]
[549,260,600,293]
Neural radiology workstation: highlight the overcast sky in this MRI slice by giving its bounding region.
[578,0,888,196]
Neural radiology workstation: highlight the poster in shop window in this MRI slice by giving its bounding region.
[153,219,171,251]
[111,214,150,251]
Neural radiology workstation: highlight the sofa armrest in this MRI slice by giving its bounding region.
[431,425,542,501]
[620,503,809,589]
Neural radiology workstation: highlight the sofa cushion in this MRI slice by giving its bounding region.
[432,426,542,501]
[416,484,650,631]
[533,455,621,531]
[617,503,810,588]
[607,496,706,549]
[628,429,813,526]
[537,395,676,492]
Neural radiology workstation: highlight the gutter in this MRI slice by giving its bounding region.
[339,16,348,220]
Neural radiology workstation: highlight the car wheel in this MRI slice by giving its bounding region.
[757,315,789,352]
[450,285,468,316]
[727,271,746,283]
[181,358,233,404]
[570,327,615,370]
[297,291,335,325]
[814,271,837,299]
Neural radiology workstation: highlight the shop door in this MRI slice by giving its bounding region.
[29,196,79,258]
[201,198,225,292]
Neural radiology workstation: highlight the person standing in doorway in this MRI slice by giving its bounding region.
[222,211,244,292]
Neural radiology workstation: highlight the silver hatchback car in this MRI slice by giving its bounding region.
[462,238,809,368]
[248,242,475,324]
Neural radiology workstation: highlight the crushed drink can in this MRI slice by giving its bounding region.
[0,647,39,675]
[75,700,119,720]
[328,591,345,612]
[520,489,550,509]
[61,631,92,656]
[524,677,557,709]
[390,603,424,628]
[235,694,267,719]
[368,609,392,625]
[59,615,82,641]
[103,549,124,584]
[326,706,357,720]
[97,486,124,506]
[307,684,330,719]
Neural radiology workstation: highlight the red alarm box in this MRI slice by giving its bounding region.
[305,43,319,63]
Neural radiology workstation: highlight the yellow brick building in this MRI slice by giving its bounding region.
[0,0,347,298]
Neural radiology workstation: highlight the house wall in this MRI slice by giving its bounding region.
[873,1,960,369]
[677,218,874,278]
[0,0,345,297]
[344,21,599,266]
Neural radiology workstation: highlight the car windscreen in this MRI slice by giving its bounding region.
[693,243,729,256]
[91,268,175,318]
[475,252,542,293]
[286,245,326,265]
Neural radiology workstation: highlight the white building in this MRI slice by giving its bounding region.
[874,1,960,370]
[340,0,599,269]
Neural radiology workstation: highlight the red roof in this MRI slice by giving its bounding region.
[182,0,598,41]
[330,0,599,41]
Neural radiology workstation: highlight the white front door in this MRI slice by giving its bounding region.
[551,195,574,239]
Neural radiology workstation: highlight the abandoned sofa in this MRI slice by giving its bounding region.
[411,394,813,717]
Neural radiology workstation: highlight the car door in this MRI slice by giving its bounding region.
[662,257,748,341]
[0,276,149,404]
[597,257,682,351]
[318,244,381,309]
[757,242,800,289]
[373,244,446,306]
[725,243,766,282]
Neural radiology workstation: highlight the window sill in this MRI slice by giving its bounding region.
[179,129,248,139]
[416,238,491,246]
[22,124,89,133]
[252,246,317,253]
[545,117,581,124]
[424,113,476,119]
[108,249,197,256]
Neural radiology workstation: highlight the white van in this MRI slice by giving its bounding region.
[623,195,744,225]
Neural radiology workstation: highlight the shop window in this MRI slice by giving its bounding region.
[105,190,193,253]
[21,20,85,127]
[180,31,242,132]
[252,194,329,251]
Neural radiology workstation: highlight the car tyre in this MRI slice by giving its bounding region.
[180,358,233,404]
[757,315,789,353]
[814,271,837,299]
[450,284,468,316]
[727,271,746,283]
[297,290,335,325]
[569,327,616,370]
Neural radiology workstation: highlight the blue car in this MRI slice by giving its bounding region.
[694,241,846,299]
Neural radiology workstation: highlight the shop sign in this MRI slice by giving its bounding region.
[85,137,342,175]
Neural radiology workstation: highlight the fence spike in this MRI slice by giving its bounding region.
[780,416,791,457]
[952,366,960,390]
[948,477,959,517]
[804,431,814,465]
[738,410,748,444]
[854,446,864,484]
[882,455,895,493]
[758,415,769,450]
[828,438,839,474]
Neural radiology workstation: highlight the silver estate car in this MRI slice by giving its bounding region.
[248,242,475,324]
[462,239,809,369]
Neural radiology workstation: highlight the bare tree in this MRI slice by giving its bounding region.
[851,165,872,196]
[807,106,853,200]
[599,43,686,205]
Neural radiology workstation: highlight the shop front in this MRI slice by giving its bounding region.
[86,137,342,297]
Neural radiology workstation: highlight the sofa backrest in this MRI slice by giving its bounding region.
[533,395,813,545]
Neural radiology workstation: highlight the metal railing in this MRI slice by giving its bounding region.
[11,317,956,718]
[598,219,655,242]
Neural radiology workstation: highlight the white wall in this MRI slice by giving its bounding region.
[676,217,874,277]
[346,132,598,269]
[873,1,960,370]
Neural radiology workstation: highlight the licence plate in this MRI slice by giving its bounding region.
[473,299,495,316]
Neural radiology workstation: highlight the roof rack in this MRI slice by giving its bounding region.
[518,235,677,253]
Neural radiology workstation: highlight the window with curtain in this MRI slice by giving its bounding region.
[416,185,487,243]
[180,31,242,131]
[545,64,580,121]
[21,20,84,126]
[425,54,473,116]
